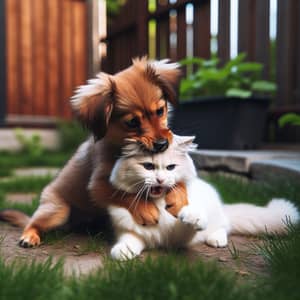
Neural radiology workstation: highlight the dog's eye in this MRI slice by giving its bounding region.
[141,162,155,170]
[166,164,176,171]
[156,107,164,117]
[125,117,140,129]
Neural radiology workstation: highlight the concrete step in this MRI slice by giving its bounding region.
[190,149,300,180]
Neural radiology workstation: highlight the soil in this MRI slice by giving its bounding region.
[0,223,268,279]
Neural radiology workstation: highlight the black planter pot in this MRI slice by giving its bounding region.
[171,96,270,150]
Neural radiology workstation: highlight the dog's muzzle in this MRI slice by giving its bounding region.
[153,139,169,153]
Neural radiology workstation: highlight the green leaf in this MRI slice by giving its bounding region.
[278,113,300,128]
[226,88,252,98]
[223,53,247,70]
[179,57,204,67]
[236,63,263,73]
[251,80,277,93]
[202,58,219,68]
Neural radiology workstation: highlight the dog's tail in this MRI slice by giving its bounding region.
[0,209,30,228]
[223,198,299,235]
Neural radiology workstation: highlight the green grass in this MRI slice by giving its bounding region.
[0,256,251,300]
[0,176,53,193]
[0,176,53,215]
[255,223,300,300]
[205,173,300,207]
[0,151,70,178]
[0,151,300,299]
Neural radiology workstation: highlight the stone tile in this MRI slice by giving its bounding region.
[0,129,59,152]
[5,193,37,204]
[13,167,59,177]
[251,159,300,182]
[190,149,300,174]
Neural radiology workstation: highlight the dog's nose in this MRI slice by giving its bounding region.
[153,139,169,153]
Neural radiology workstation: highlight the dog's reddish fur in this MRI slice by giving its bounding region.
[0,58,188,247]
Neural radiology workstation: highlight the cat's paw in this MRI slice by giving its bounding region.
[110,243,140,261]
[206,228,228,248]
[178,206,208,231]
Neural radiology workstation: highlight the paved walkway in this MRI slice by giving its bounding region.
[190,149,300,181]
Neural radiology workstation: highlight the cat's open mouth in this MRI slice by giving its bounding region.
[150,185,165,198]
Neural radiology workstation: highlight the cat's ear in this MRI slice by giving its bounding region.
[174,135,197,152]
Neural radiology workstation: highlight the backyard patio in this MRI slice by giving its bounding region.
[0,0,300,299]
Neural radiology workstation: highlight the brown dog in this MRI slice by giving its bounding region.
[0,58,188,247]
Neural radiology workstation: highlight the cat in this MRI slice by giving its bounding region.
[108,135,300,260]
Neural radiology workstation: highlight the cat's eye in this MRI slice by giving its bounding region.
[141,162,155,170]
[156,107,164,117]
[166,164,176,171]
[125,117,140,129]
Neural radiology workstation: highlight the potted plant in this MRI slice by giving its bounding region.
[277,113,300,143]
[171,53,277,149]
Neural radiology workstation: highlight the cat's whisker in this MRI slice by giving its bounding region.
[130,184,147,211]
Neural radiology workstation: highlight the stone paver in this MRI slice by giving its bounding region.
[5,193,37,204]
[251,159,300,182]
[13,167,60,177]
[0,129,59,152]
[190,149,300,179]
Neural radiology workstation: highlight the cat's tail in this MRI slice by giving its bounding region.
[223,198,299,235]
[0,209,30,228]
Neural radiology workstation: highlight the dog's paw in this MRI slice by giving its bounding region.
[110,243,140,261]
[206,228,228,248]
[19,228,41,248]
[131,201,159,226]
[165,185,188,217]
[178,205,208,231]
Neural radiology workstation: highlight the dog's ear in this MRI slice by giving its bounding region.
[146,59,182,106]
[71,73,115,140]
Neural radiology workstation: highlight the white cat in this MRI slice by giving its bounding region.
[108,135,299,260]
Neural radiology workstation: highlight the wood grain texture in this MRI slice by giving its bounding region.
[47,0,60,116]
[5,0,20,114]
[5,0,88,120]
[20,0,33,115]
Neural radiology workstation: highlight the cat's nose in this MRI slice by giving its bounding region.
[157,178,164,184]
[153,139,169,153]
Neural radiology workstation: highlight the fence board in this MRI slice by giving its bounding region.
[0,0,6,125]
[276,0,298,106]
[218,0,230,64]
[177,8,186,60]
[5,0,20,114]
[137,0,148,55]
[61,0,74,118]
[296,1,300,104]
[5,0,88,121]
[156,17,170,59]
[32,0,47,115]
[72,0,88,87]
[20,0,33,115]
[193,1,210,59]
[238,0,256,60]
[47,0,60,116]
[255,0,270,78]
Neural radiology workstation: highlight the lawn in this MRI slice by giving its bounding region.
[0,148,299,300]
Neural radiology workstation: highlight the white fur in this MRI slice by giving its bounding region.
[70,73,110,109]
[109,136,300,260]
[149,59,180,71]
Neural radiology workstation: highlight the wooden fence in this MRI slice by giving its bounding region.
[103,0,300,115]
[4,0,88,124]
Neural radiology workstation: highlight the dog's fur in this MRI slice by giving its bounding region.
[0,58,187,247]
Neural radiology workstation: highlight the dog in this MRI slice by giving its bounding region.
[0,57,188,248]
